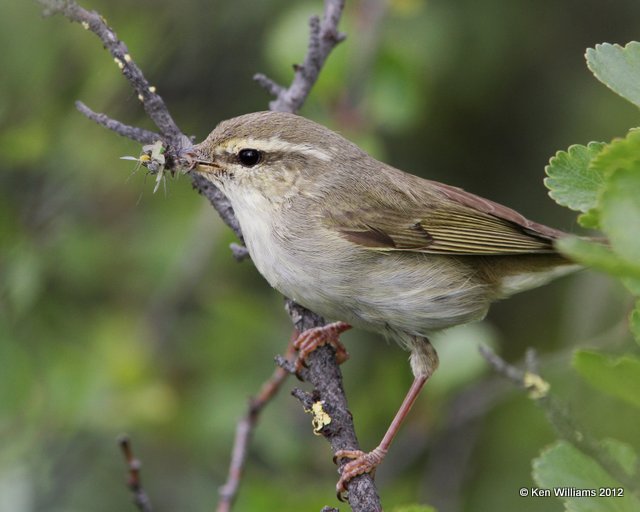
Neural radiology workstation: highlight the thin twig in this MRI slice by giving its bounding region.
[478,344,530,387]
[254,0,347,114]
[40,0,188,147]
[253,74,286,98]
[229,243,251,262]
[216,341,296,512]
[75,101,160,144]
[45,0,244,238]
[479,345,640,493]
[118,436,154,512]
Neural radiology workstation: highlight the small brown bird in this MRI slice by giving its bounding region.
[189,111,577,496]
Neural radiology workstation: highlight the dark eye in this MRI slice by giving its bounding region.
[237,148,263,167]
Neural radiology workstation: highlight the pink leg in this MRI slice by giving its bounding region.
[334,374,428,498]
[334,337,439,499]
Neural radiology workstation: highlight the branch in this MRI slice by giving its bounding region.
[284,302,380,510]
[479,345,639,492]
[237,0,380,508]
[216,341,296,512]
[43,0,379,509]
[254,0,347,114]
[40,0,188,148]
[75,101,160,144]
[118,436,153,512]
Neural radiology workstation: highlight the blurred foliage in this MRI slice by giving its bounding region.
[2,0,640,511]
[533,441,640,512]
[534,43,640,510]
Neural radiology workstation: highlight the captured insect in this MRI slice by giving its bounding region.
[121,140,170,193]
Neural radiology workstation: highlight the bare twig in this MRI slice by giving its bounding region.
[254,0,347,114]
[118,436,153,512]
[479,345,640,493]
[253,74,286,98]
[75,101,160,144]
[40,0,188,147]
[41,0,247,238]
[229,243,251,262]
[216,341,296,512]
[478,344,532,388]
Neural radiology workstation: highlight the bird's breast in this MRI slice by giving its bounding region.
[229,188,493,336]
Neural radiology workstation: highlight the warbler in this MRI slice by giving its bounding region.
[189,111,577,495]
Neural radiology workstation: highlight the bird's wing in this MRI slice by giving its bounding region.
[329,179,564,256]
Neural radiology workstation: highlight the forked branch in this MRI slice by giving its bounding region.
[41,0,187,147]
[254,0,347,113]
[41,0,379,510]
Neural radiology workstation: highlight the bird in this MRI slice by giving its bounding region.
[187,110,577,496]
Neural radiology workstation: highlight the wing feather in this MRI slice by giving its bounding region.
[329,177,563,256]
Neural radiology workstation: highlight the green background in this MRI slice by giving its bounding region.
[2,1,639,510]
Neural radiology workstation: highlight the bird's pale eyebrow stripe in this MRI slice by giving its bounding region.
[216,137,332,162]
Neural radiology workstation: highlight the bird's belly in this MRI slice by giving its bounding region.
[336,253,492,335]
[252,237,493,336]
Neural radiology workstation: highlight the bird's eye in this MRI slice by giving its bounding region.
[237,148,263,167]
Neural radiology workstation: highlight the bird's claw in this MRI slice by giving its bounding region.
[334,447,387,501]
[293,321,351,374]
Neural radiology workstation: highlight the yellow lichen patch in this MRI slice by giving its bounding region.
[124,53,132,63]
[148,86,157,94]
[114,57,124,70]
[524,371,550,400]
[310,400,331,435]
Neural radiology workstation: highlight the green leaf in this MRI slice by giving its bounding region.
[533,441,640,512]
[573,350,640,409]
[591,129,640,178]
[600,168,640,266]
[630,302,640,346]
[556,237,640,281]
[620,277,640,297]
[545,142,606,213]
[600,438,637,478]
[578,209,601,229]
[588,131,640,288]
[586,42,640,108]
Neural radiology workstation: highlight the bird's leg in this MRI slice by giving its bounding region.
[293,321,352,373]
[334,337,438,500]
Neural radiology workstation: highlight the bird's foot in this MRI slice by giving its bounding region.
[334,446,387,501]
[293,321,351,373]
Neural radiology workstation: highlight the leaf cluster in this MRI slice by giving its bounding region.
[535,42,640,510]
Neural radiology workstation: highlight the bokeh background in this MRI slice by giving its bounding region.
[2,1,640,510]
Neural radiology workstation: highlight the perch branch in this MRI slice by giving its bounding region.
[42,0,380,509]
[284,302,380,510]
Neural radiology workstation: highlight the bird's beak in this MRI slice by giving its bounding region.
[179,147,220,175]
[192,160,220,175]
